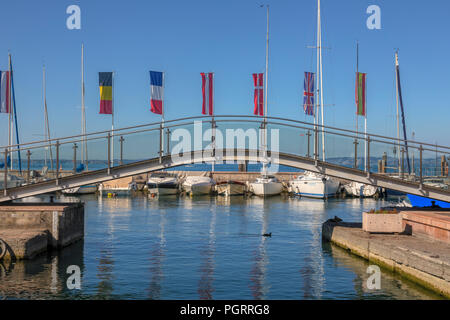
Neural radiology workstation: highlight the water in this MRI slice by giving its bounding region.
[0,194,442,300]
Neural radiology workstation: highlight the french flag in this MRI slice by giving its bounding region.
[0,71,11,114]
[201,72,213,116]
[150,71,164,115]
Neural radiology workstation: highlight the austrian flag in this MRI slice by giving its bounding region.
[150,71,164,115]
[201,72,213,116]
[253,73,264,116]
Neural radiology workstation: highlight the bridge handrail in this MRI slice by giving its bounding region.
[1,115,449,154]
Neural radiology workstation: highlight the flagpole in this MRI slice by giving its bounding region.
[211,72,215,173]
[356,41,359,148]
[315,1,320,160]
[111,71,115,167]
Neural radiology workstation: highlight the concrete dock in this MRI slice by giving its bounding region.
[322,211,450,298]
[0,203,84,260]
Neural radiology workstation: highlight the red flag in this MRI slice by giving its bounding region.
[253,73,264,116]
[201,72,213,115]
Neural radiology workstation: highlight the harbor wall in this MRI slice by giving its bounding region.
[0,203,84,260]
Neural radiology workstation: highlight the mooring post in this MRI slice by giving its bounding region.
[26,150,31,183]
[400,148,405,179]
[166,128,171,156]
[419,145,423,188]
[55,141,60,185]
[119,136,124,165]
[366,136,371,173]
[3,148,8,196]
[159,123,163,164]
[314,126,319,161]
[211,119,216,158]
[72,143,77,174]
[306,130,311,158]
[107,132,111,175]
[353,138,359,169]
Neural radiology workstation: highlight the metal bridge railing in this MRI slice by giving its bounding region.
[1,115,449,197]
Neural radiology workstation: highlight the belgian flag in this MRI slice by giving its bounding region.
[99,72,113,114]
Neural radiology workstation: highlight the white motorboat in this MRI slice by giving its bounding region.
[344,182,379,198]
[62,185,98,195]
[290,171,339,199]
[0,174,25,189]
[99,182,137,196]
[215,180,246,196]
[249,175,283,197]
[147,174,179,195]
[183,176,214,195]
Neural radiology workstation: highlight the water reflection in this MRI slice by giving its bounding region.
[248,199,270,300]
[1,194,441,300]
[0,241,84,299]
[322,242,443,300]
[198,204,216,299]
[147,209,166,299]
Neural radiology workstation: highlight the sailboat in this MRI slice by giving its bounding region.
[388,51,449,208]
[290,0,340,199]
[63,44,97,195]
[248,5,283,197]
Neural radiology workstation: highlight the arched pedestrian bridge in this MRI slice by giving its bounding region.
[1,116,449,203]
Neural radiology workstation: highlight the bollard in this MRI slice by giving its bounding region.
[419,145,423,187]
[165,128,171,156]
[72,143,78,174]
[306,130,311,158]
[119,136,124,165]
[3,148,8,196]
[353,139,359,169]
[55,141,60,185]
[366,136,371,173]
[26,150,31,183]
[107,132,111,175]
[159,124,163,164]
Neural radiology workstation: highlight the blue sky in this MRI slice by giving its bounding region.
[0,0,449,147]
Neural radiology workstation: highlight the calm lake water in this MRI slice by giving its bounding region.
[0,194,442,300]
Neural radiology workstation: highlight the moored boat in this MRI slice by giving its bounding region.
[147,174,179,195]
[62,184,98,195]
[99,181,137,196]
[183,176,214,195]
[290,171,339,199]
[215,180,246,196]
[344,182,379,198]
[249,175,283,197]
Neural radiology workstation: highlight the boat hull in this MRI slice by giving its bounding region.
[407,194,450,208]
[216,183,245,196]
[148,186,179,195]
[291,179,339,199]
[250,182,283,197]
[62,185,98,194]
[184,182,212,195]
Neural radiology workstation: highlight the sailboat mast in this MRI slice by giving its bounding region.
[395,51,401,172]
[264,5,269,168]
[318,0,325,162]
[314,0,320,152]
[8,54,13,170]
[81,44,88,168]
[43,66,54,171]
